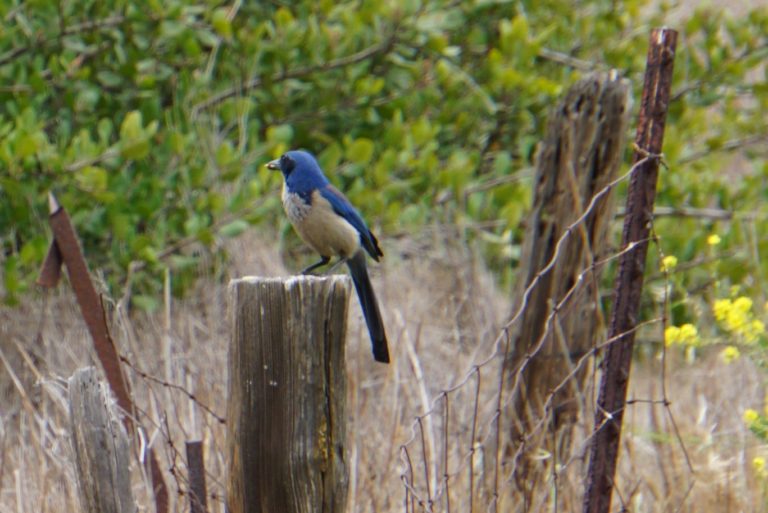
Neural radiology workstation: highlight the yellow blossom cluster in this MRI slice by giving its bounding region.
[713,296,766,344]
[664,323,700,347]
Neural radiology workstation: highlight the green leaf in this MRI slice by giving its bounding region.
[212,8,232,39]
[184,214,207,236]
[216,140,236,167]
[19,237,46,265]
[119,111,153,159]
[3,256,21,303]
[96,71,123,88]
[218,219,249,238]
[120,111,144,140]
[109,212,132,239]
[132,294,159,312]
[196,29,220,48]
[346,138,375,165]
[169,254,198,270]
[274,7,295,27]
[75,166,109,192]
[121,140,150,160]
[267,124,294,144]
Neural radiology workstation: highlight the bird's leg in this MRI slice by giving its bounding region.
[301,256,331,275]
[324,257,347,275]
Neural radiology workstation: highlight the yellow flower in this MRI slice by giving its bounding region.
[713,299,731,322]
[660,255,678,272]
[679,324,699,346]
[744,408,760,424]
[734,296,753,313]
[707,234,722,246]
[664,324,700,347]
[664,326,680,346]
[720,345,740,364]
[726,308,748,333]
[715,295,761,342]
[745,320,766,344]
[754,456,767,475]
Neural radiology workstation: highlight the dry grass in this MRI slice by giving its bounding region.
[0,228,766,512]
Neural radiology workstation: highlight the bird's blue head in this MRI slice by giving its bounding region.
[266,150,324,179]
[267,150,328,195]
[266,150,329,193]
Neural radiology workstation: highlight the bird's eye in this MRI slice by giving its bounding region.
[281,155,295,173]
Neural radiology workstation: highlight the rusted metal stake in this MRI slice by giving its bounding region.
[582,28,677,513]
[39,193,169,513]
[45,193,133,416]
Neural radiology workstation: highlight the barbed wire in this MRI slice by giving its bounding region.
[399,153,696,512]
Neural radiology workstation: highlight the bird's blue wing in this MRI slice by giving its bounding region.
[319,185,382,259]
[319,185,369,236]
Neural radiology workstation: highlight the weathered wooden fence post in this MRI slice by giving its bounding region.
[227,276,350,513]
[69,366,136,513]
[505,72,630,503]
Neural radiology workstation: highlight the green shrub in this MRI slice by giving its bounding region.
[0,1,765,309]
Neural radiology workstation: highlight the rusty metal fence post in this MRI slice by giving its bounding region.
[38,193,169,513]
[582,27,678,513]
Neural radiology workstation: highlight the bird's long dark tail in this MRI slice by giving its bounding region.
[347,252,390,363]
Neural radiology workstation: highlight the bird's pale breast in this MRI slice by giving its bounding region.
[282,186,360,258]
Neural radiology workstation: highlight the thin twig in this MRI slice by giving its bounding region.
[0,15,125,66]
[678,133,768,165]
[537,48,600,71]
[192,37,396,115]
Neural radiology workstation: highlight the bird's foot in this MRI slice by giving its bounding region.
[324,258,346,275]
[300,256,331,275]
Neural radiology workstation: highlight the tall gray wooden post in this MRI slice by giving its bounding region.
[227,276,350,513]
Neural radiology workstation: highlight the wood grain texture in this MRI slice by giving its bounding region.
[227,275,350,513]
[69,367,136,513]
[505,72,631,502]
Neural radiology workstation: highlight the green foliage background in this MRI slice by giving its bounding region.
[1,0,766,312]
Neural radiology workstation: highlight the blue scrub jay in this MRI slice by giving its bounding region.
[267,150,390,364]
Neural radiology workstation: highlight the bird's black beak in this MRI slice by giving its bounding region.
[266,159,280,170]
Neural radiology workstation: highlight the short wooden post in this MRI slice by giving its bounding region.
[186,441,208,513]
[227,276,350,513]
[69,367,136,513]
